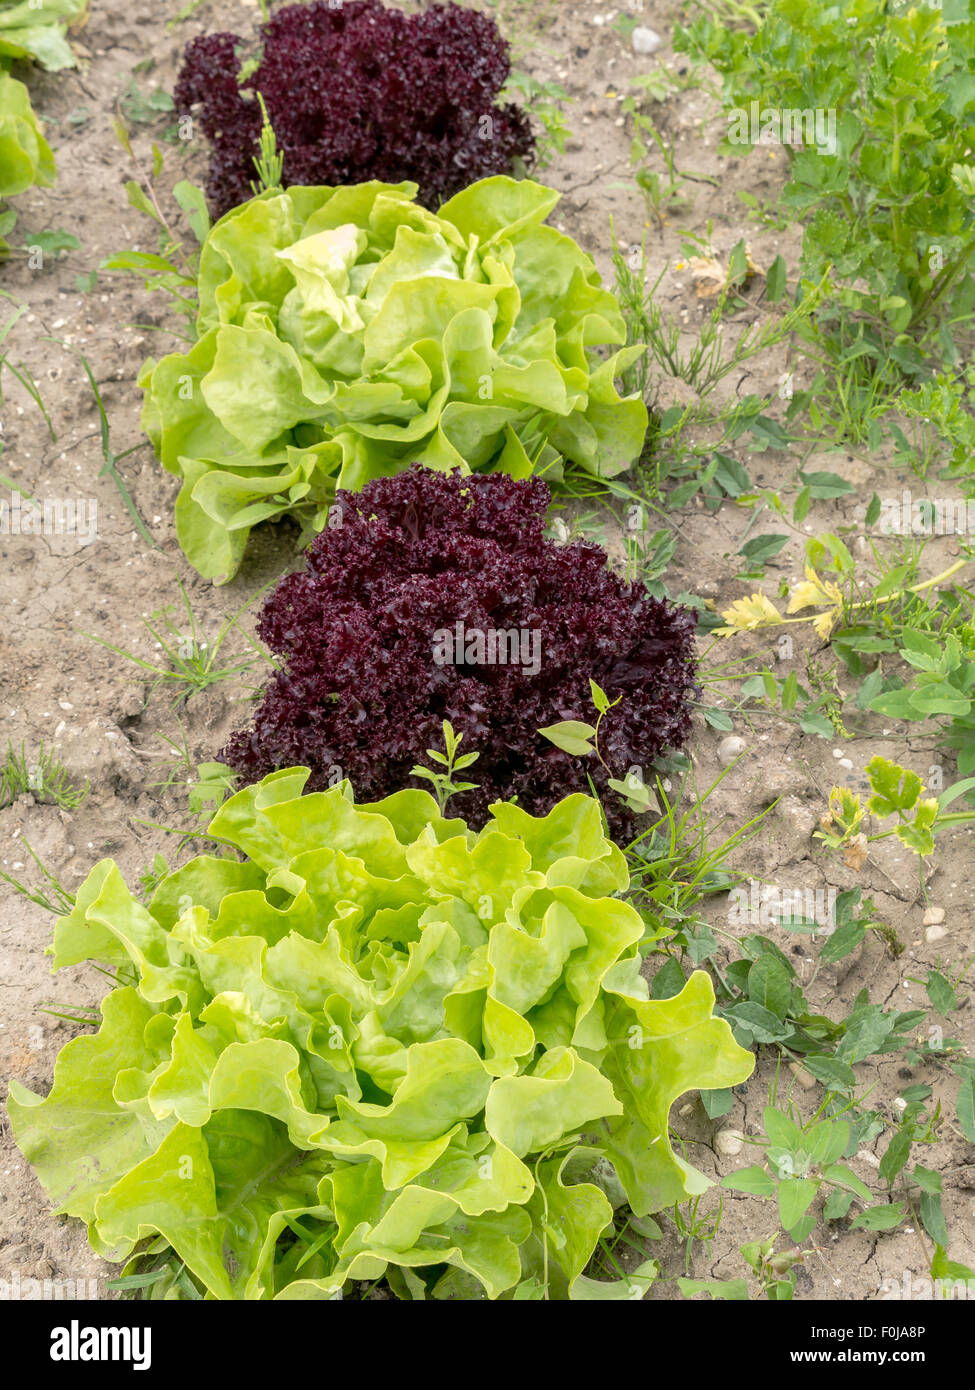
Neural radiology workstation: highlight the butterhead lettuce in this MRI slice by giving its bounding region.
[0,70,54,200]
[138,176,649,582]
[0,0,86,205]
[8,772,751,1299]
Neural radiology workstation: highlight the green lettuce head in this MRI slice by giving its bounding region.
[0,70,54,201]
[138,176,649,582]
[0,0,86,212]
[8,772,751,1300]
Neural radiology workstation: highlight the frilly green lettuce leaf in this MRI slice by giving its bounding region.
[8,775,753,1299]
[6,988,174,1225]
[599,971,755,1215]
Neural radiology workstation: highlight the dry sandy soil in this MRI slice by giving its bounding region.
[0,0,973,1302]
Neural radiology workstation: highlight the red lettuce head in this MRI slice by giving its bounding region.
[223,466,698,841]
[175,0,535,218]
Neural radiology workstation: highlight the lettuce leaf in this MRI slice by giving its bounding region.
[139,176,649,581]
[0,0,87,73]
[0,69,54,201]
[8,777,751,1299]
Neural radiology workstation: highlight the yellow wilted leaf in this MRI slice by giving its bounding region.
[715,591,783,635]
[787,581,826,613]
[842,833,868,871]
[689,246,763,298]
[787,565,842,614]
[688,255,727,297]
[812,607,841,640]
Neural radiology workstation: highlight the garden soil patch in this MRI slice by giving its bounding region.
[1,0,973,1301]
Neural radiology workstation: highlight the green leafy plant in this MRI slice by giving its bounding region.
[712,894,903,1064]
[0,1,87,246]
[886,371,975,478]
[409,720,480,814]
[676,0,975,344]
[8,769,753,1300]
[737,1234,801,1301]
[188,760,236,816]
[618,119,701,231]
[135,852,169,903]
[723,1105,877,1244]
[99,127,209,340]
[815,755,975,866]
[719,1075,960,1254]
[249,92,282,198]
[675,1234,801,1302]
[502,70,572,170]
[0,70,54,245]
[0,0,86,70]
[733,657,853,742]
[868,630,975,773]
[118,78,175,129]
[138,176,648,582]
[541,678,665,816]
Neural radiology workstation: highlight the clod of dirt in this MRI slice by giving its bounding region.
[109,685,147,722]
[56,717,143,797]
[715,1129,744,1157]
[717,734,746,765]
[649,372,699,416]
[770,795,818,863]
[923,906,946,926]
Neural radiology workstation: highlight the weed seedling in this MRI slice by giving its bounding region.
[99,122,208,340]
[81,577,269,707]
[0,741,87,811]
[0,838,75,915]
[409,720,480,813]
[250,93,283,197]
[502,71,572,169]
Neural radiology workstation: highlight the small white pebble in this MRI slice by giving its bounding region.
[631,24,663,53]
